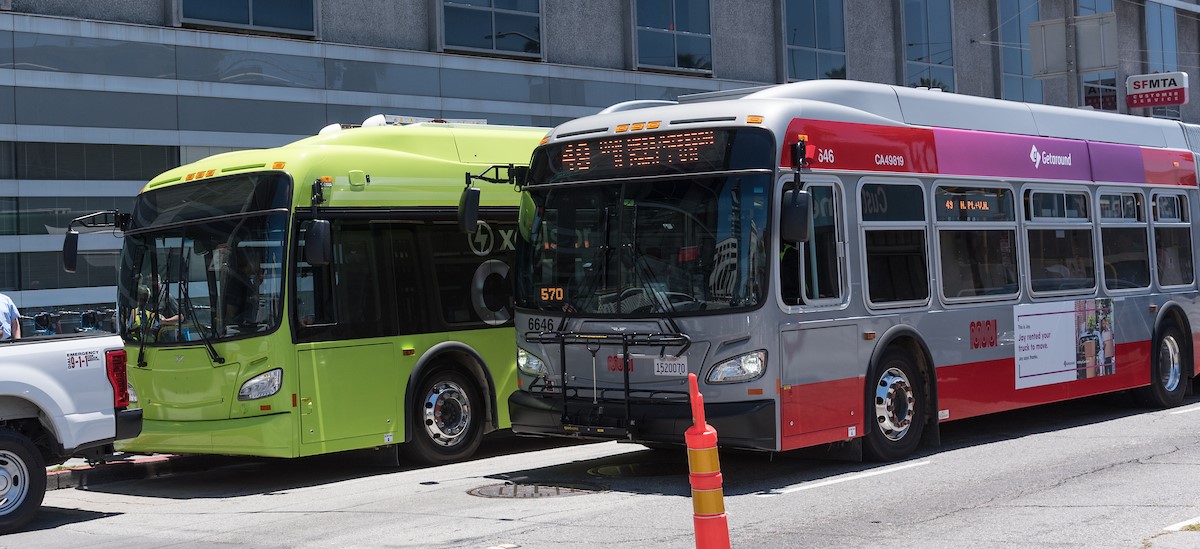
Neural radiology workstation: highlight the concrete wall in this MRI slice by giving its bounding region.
[544,0,628,70]
[1115,0,1143,116]
[712,0,778,83]
[321,0,430,51]
[8,0,169,26]
[845,0,898,84]
[953,0,997,98]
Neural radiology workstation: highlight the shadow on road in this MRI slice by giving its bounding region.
[51,391,1198,509]
[481,391,1200,498]
[68,430,595,501]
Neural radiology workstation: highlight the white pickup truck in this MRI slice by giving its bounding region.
[0,332,142,533]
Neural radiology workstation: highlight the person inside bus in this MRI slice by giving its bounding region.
[150,273,183,341]
[128,285,156,341]
[223,248,263,330]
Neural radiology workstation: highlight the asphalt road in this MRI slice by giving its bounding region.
[8,392,1200,549]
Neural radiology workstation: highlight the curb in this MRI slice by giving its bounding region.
[46,455,181,491]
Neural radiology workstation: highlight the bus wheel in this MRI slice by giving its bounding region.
[405,370,483,465]
[0,428,45,534]
[1135,324,1188,408]
[864,350,926,462]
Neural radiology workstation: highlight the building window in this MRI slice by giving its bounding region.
[179,0,316,36]
[1077,0,1113,15]
[443,1,542,57]
[12,143,178,181]
[999,0,1042,102]
[1145,3,1180,120]
[636,0,712,71]
[1081,70,1117,111]
[785,0,846,80]
[903,0,954,91]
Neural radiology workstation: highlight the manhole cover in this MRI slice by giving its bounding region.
[587,462,688,478]
[468,482,605,498]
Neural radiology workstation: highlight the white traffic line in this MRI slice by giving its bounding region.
[756,460,932,497]
[1168,405,1200,415]
[1163,515,1200,532]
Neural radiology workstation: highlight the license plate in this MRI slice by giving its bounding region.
[653,356,688,377]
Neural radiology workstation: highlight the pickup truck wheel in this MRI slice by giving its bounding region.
[0,428,45,534]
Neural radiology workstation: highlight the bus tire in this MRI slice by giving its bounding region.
[404,369,483,465]
[863,349,926,462]
[1135,324,1189,408]
[0,428,46,534]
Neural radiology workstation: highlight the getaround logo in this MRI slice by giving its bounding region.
[1029,144,1072,169]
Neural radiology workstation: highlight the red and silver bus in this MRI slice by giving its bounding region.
[502,80,1200,461]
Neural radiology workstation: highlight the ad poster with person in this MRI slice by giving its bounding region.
[1014,299,1115,389]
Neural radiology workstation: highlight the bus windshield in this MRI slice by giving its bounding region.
[516,173,771,315]
[118,173,290,344]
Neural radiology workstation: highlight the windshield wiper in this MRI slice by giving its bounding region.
[180,246,224,364]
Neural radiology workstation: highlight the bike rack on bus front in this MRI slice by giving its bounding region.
[523,330,691,439]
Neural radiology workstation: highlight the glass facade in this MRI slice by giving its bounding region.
[785,0,846,81]
[904,0,954,92]
[1145,3,1180,119]
[999,0,1042,103]
[636,0,713,71]
[443,0,542,57]
[1077,0,1113,16]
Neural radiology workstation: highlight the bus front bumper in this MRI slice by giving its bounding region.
[508,391,777,451]
[116,412,295,458]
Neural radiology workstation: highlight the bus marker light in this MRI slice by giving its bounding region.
[632,123,645,131]
[747,115,763,124]
[1149,304,1158,312]
[747,388,763,395]
[402,348,415,356]
[647,121,661,129]
[863,331,877,340]
[292,393,297,407]
[321,175,334,183]
[616,124,629,133]
[206,170,215,177]
[186,174,194,181]
[272,162,286,169]
[260,405,271,411]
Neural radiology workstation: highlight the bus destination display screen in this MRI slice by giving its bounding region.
[935,187,1014,222]
[529,128,773,184]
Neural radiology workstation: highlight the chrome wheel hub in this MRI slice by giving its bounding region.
[874,367,914,442]
[0,450,29,516]
[422,381,472,447]
[1159,334,1182,393]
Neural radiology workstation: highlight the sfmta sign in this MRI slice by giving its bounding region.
[1126,72,1188,108]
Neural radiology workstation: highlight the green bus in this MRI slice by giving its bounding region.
[75,120,545,464]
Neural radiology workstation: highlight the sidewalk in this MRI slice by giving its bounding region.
[45,453,181,491]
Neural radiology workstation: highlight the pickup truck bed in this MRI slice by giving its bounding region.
[0,332,141,533]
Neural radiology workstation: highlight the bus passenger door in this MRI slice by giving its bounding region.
[294,221,406,449]
[777,177,863,450]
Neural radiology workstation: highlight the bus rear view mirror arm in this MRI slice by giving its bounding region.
[62,209,131,273]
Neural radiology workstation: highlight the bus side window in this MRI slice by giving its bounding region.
[295,221,337,330]
[802,183,843,302]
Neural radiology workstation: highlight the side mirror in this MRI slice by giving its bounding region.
[780,189,811,243]
[459,186,481,234]
[63,230,80,273]
[518,192,541,243]
[304,220,333,266]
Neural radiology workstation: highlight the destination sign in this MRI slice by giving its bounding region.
[558,130,721,173]
[935,187,1014,222]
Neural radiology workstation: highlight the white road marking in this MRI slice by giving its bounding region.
[1168,405,1200,415]
[756,460,932,497]
[1163,514,1200,532]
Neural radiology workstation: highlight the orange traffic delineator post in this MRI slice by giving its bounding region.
[685,372,730,549]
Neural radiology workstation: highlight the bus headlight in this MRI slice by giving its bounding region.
[238,368,282,401]
[707,351,766,384]
[517,348,548,377]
